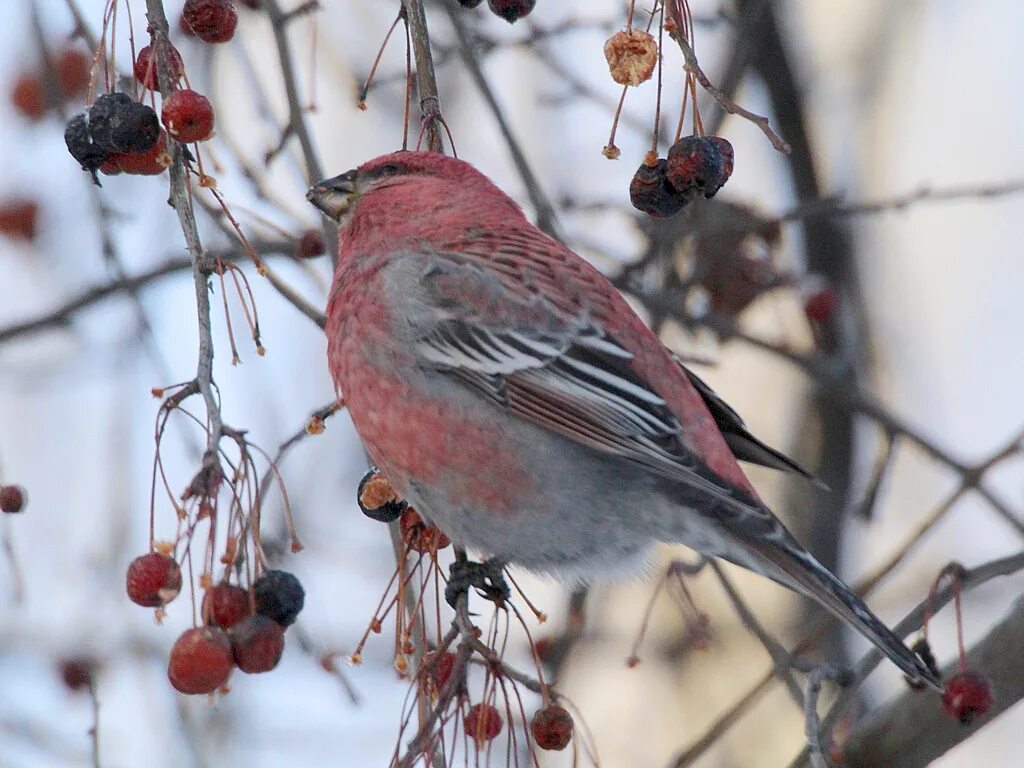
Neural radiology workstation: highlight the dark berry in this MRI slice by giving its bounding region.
[666,135,732,199]
[168,627,233,694]
[0,484,27,513]
[126,552,182,607]
[105,130,170,176]
[0,201,38,242]
[88,93,160,154]
[182,0,239,44]
[296,229,325,259]
[64,113,109,180]
[458,0,485,6]
[134,44,184,91]
[253,569,305,626]
[161,89,215,142]
[228,614,286,673]
[708,136,734,184]
[629,158,689,218]
[12,73,46,120]
[400,507,451,554]
[54,48,92,101]
[357,467,406,523]
[487,0,535,23]
[464,702,503,742]
[203,583,250,628]
[530,704,573,751]
[59,657,96,692]
[942,670,993,725]
[420,650,458,695]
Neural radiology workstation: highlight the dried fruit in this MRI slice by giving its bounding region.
[0,484,27,513]
[420,650,458,694]
[64,113,109,179]
[400,507,451,553]
[487,0,535,23]
[126,552,182,607]
[54,48,92,100]
[666,135,733,199]
[253,569,305,627]
[604,29,658,87]
[59,657,96,692]
[167,627,233,694]
[0,201,38,242]
[357,468,406,523]
[629,158,688,218]
[942,670,993,725]
[530,704,573,750]
[88,93,160,154]
[464,702,503,742]
[162,89,215,142]
[296,229,326,259]
[134,44,184,91]
[228,614,286,673]
[203,583,250,628]
[104,131,170,176]
[182,0,239,44]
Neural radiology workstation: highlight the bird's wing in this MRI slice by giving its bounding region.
[413,252,755,510]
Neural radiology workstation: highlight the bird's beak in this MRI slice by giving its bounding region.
[307,170,361,222]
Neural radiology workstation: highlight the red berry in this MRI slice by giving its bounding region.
[105,131,170,176]
[59,657,96,692]
[666,135,732,199]
[296,229,326,259]
[182,0,239,44]
[530,704,574,751]
[12,73,46,120]
[487,0,535,23]
[54,48,92,101]
[803,285,840,323]
[228,614,286,673]
[942,670,993,725]
[167,627,233,694]
[203,583,250,628]
[464,702,503,742]
[420,650,458,694]
[400,507,451,554]
[126,552,182,607]
[0,200,38,242]
[133,44,184,91]
[0,484,27,513]
[161,89,215,143]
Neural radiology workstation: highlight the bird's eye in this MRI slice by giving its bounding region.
[377,164,401,177]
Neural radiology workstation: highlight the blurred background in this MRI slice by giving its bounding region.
[1,0,1023,766]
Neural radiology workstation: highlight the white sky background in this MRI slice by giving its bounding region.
[1,1,1023,766]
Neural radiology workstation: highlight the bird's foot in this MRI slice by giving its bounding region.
[445,557,510,609]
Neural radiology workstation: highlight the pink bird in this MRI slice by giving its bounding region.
[308,150,939,690]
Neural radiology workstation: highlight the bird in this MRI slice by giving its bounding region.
[307,150,940,691]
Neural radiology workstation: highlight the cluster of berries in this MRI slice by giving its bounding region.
[126,552,305,695]
[630,135,735,218]
[457,0,536,24]
[11,46,91,121]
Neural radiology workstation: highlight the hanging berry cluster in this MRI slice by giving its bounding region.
[456,0,537,24]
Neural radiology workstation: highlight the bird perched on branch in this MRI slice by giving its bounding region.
[308,150,939,690]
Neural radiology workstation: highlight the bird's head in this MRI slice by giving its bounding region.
[306,151,494,225]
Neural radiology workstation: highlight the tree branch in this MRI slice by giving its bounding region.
[400,0,443,152]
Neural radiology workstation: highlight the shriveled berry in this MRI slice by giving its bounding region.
[134,44,184,91]
[666,135,731,199]
[420,650,458,695]
[88,93,160,154]
[296,229,325,259]
[228,614,286,673]
[182,0,239,44]
[604,29,658,86]
[942,670,993,725]
[65,113,109,181]
[126,552,182,607]
[530,704,573,751]
[59,656,96,692]
[167,627,233,694]
[357,467,406,523]
[629,158,689,218]
[253,569,305,626]
[465,702,503,742]
[0,201,38,242]
[203,583,250,628]
[708,136,734,185]
[487,0,535,23]
[0,485,27,513]
[54,48,92,100]
[161,89,215,142]
[400,507,451,553]
[12,73,46,120]
[105,131,170,176]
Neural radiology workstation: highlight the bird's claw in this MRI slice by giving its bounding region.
[445,558,510,609]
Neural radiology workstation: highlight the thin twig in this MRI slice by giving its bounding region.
[400,0,443,153]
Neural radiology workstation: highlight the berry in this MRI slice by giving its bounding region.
[126,552,182,607]
[167,627,233,694]
[666,135,733,199]
[12,73,46,120]
[709,136,735,184]
[604,29,658,87]
[458,0,485,7]
[253,569,305,626]
[0,200,38,242]
[65,113,109,179]
[942,670,993,725]
[487,0,535,23]
[59,657,96,692]
[0,485,27,513]
[803,284,840,323]
[88,93,160,154]
[530,704,574,751]
[182,0,239,44]
[134,44,184,91]
[296,229,326,259]
[161,89,215,142]
[400,507,451,553]
[103,131,170,176]
[629,158,689,218]
[420,650,458,694]
[357,467,406,523]
[464,702,503,742]
[54,48,92,101]
[203,583,250,628]
[228,614,286,673]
